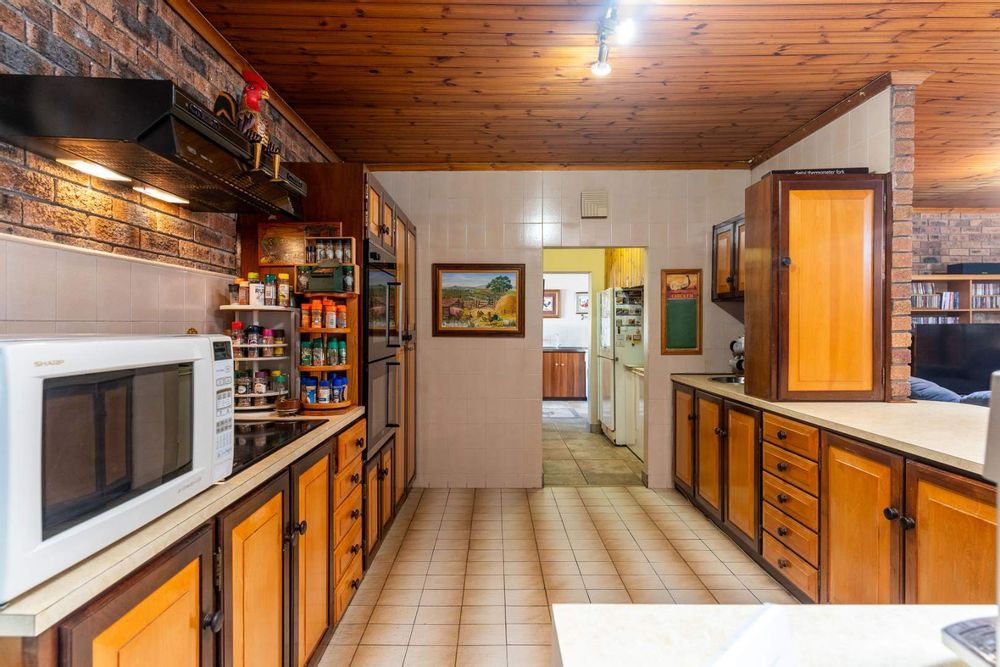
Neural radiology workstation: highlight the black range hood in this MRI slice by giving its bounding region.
[0,75,306,218]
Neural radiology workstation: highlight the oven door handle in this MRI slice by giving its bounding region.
[387,282,402,349]
[387,361,401,428]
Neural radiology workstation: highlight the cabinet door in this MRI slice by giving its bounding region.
[219,474,289,667]
[363,458,381,559]
[779,178,885,400]
[735,217,746,297]
[367,186,381,238]
[821,434,903,604]
[291,446,331,667]
[904,462,997,604]
[542,353,557,398]
[723,402,760,552]
[394,381,407,505]
[380,443,395,531]
[673,384,695,496]
[382,202,395,250]
[694,392,724,521]
[405,343,416,487]
[61,527,216,667]
[712,222,735,300]
[569,353,587,399]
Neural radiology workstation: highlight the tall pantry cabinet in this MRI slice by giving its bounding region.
[744,173,889,401]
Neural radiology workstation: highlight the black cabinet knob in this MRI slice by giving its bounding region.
[883,507,900,521]
[777,493,789,504]
[776,462,789,472]
[777,526,789,537]
[295,520,308,535]
[713,427,726,437]
[351,543,361,555]
[351,473,361,483]
[780,256,792,268]
[687,414,696,421]
[776,430,788,440]
[351,578,361,589]
[202,610,224,633]
[351,509,361,519]
[777,558,790,569]
[725,275,734,284]
[356,437,366,448]
[900,516,916,530]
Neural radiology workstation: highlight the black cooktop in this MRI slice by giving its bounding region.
[232,419,326,476]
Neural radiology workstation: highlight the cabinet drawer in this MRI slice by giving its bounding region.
[762,501,818,567]
[334,455,363,508]
[337,419,367,471]
[334,555,363,624]
[762,443,819,495]
[762,472,818,531]
[334,522,363,585]
[334,485,363,547]
[763,413,819,461]
[763,533,818,602]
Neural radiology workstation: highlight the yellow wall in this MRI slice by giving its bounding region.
[605,247,646,289]
[544,248,607,426]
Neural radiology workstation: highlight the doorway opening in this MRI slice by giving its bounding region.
[542,248,647,486]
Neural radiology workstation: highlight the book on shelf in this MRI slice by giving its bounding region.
[971,282,1000,309]
[910,289,960,309]
[912,316,961,325]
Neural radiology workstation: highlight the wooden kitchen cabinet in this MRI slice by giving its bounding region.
[367,184,381,239]
[672,384,696,497]
[711,214,744,301]
[744,173,888,401]
[723,402,760,552]
[380,442,395,530]
[904,461,997,604]
[218,474,289,667]
[821,433,903,604]
[543,351,586,400]
[694,391,724,522]
[60,527,216,667]
[363,439,398,563]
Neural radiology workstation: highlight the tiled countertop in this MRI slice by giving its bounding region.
[553,603,993,666]
[0,407,364,638]
[672,374,989,476]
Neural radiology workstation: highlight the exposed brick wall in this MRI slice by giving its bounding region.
[913,211,1000,274]
[0,0,327,273]
[889,84,916,400]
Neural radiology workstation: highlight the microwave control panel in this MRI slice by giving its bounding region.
[212,340,235,480]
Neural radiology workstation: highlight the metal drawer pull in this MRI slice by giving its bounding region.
[713,426,727,437]
[776,430,788,440]
[351,543,361,555]
[777,558,790,569]
[777,493,789,504]
[294,520,308,535]
[350,473,361,483]
[202,611,224,633]
[900,516,916,530]
[776,461,789,472]
[883,507,899,521]
[350,578,361,589]
[356,437,365,448]
[777,526,789,537]
[351,509,361,519]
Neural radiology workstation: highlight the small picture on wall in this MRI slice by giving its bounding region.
[542,290,560,318]
[575,292,590,315]
[432,263,525,337]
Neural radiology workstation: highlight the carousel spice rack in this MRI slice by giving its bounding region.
[298,293,359,414]
[220,304,298,416]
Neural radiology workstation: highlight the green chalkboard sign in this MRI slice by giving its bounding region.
[661,269,703,355]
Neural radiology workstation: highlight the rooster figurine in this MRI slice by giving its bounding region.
[213,69,284,181]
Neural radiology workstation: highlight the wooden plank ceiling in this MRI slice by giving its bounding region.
[192,0,1000,208]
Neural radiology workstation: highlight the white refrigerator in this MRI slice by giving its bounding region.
[597,287,644,455]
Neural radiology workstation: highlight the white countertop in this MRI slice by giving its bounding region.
[553,603,995,666]
[673,374,990,476]
[0,407,364,637]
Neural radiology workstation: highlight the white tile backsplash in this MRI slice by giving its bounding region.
[56,250,98,321]
[7,242,57,321]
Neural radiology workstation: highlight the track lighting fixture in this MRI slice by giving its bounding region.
[590,1,636,77]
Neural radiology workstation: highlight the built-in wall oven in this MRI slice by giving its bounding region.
[366,239,402,451]
[0,335,234,604]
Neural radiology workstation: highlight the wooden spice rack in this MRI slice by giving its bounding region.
[299,292,359,414]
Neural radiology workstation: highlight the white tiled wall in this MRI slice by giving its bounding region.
[750,88,892,179]
[0,234,231,336]
[377,169,749,489]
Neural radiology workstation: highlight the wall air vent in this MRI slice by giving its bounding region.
[581,190,609,218]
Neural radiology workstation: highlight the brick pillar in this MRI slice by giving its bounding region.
[888,71,931,401]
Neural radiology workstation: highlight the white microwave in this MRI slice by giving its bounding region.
[0,335,234,604]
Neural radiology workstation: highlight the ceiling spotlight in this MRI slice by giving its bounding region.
[591,35,611,76]
[616,17,637,44]
[590,2,636,77]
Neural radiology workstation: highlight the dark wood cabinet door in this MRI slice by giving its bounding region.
[694,391,724,521]
[712,221,736,300]
[363,457,381,561]
[673,384,695,496]
[735,217,746,297]
[542,352,557,398]
[61,527,215,667]
[904,461,997,604]
[821,433,903,604]
[723,402,760,552]
[218,474,290,667]
[290,445,332,667]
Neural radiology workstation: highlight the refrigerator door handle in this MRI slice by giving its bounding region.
[387,361,401,427]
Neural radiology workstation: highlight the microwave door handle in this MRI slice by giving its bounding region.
[387,361,401,427]
[388,282,402,348]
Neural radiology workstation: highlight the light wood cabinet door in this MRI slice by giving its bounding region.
[62,527,215,667]
[723,402,760,552]
[712,222,735,300]
[905,462,997,604]
[694,392,724,521]
[735,217,746,297]
[291,447,331,666]
[367,186,381,238]
[673,384,695,496]
[380,444,395,530]
[821,433,903,604]
[364,458,381,559]
[405,343,417,487]
[220,475,289,667]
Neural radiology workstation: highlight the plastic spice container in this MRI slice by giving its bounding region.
[327,339,338,367]
[238,280,250,305]
[273,372,287,396]
[248,272,265,306]
[229,321,244,358]
[301,303,311,328]
[324,299,337,328]
[310,299,324,328]
[273,329,285,357]
[336,305,348,329]
[277,273,291,307]
[338,339,347,365]
[262,329,274,357]
[252,371,269,395]
[312,339,325,366]
[301,378,317,404]
[235,371,251,395]
[269,370,282,391]
[317,380,331,404]
[300,339,313,366]
[228,282,241,305]
[264,274,277,306]
[343,241,352,264]
[246,324,261,357]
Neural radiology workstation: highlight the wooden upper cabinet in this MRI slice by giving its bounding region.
[61,527,216,667]
[904,462,997,604]
[673,384,695,496]
[821,433,903,604]
[382,200,395,250]
[711,218,736,300]
[291,446,331,667]
[723,402,760,552]
[367,185,381,238]
[735,217,746,296]
[694,392,724,521]
[219,474,289,667]
[745,173,887,401]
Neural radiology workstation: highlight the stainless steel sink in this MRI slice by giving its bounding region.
[709,375,745,384]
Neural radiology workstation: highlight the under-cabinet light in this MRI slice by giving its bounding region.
[56,159,131,182]
[133,185,190,205]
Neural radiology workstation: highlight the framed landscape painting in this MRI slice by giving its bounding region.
[432,263,525,337]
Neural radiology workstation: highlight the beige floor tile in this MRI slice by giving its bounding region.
[576,561,617,575]
[395,549,433,563]
[699,574,747,590]
[689,561,733,576]
[587,589,632,604]
[621,574,665,590]
[467,549,502,562]
[652,561,694,576]
[712,589,760,604]
[391,561,431,576]
[614,561,656,576]
[469,539,502,550]
[403,645,457,667]
[466,561,503,575]
[351,645,407,667]
[419,589,464,606]
[462,589,505,606]
[573,549,611,562]
[543,573,586,590]
[502,549,539,562]
[423,575,464,590]
[628,589,675,604]
[432,550,469,563]
[753,589,800,604]
[738,574,784,590]
[659,574,705,589]
[546,589,590,604]
[504,574,545,590]
[507,644,552,666]
[415,606,462,625]
[379,590,424,606]
[408,624,460,646]
[458,624,507,646]
[341,604,375,624]
[670,589,718,604]
[427,561,468,576]
[464,574,504,589]
[332,623,367,646]
[608,549,649,563]
[537,549,575,562]
[361,624,414,646]
[505,624,552,645]
[461,605,506,624]
[541,560,580,575]
[384,575,426,590]
[504,605,551,624]
[503,561,542,575]
[370,606,418,625]
[581,574,625,590]
[726,561,768,576]
[504,589,548,606]
[317,644,357,666]
[456,645,507,667]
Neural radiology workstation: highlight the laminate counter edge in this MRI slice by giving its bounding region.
[0,407,365,638]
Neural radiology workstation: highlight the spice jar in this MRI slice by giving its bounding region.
[336,305,348,329]
[273,329,286,357]
[229,320,244,358]
[262,328,274,357]
[277,273,291,307]
[300,339,312,366]
[327,339,338,367]
[264,273,277,306]
[343,241,352,264]
[310,299,324,328]
[343,266,354,293]
[273,373,288,397]
[238,280,250,305]
[253,371,269,395]
[235,371,251,395]
[301,378,317,404]
[228,282,241,305]
[338,338,347,365]
[246,323,261,357]
[301,302,311,329]
[334,240,344,263]
[324,299,337,329]
[317,380,331,404]
[313,339,325,366]
[248,272,264,306]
